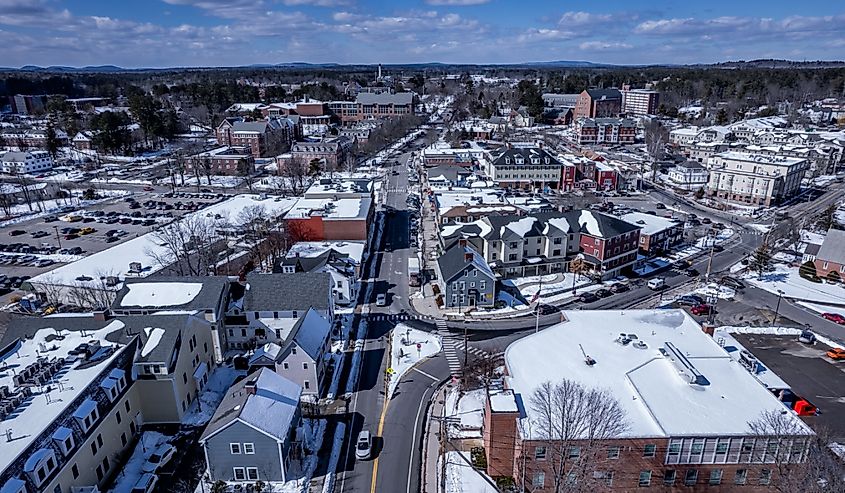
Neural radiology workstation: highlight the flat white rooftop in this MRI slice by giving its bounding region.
[504,310,812,439]
[620,212,681,236]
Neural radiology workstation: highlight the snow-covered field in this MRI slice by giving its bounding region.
[743,264,845,305]
[444,387,485,439]
[388,324,442,395]
[176,175,244,188]
[441,451,498,493]
[516,273,594,298]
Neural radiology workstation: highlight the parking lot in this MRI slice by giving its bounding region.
[0,190,230,301]
[732,333,845,441]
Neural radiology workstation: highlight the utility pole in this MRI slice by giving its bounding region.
[773,289,784,327]
[53,225,62,249]
[704,230,716,282]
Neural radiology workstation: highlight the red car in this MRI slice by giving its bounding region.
[143,185,154,191]
[822,313,845,325]
[690,304,711,316]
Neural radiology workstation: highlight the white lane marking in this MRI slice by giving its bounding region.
[411,367,439,382]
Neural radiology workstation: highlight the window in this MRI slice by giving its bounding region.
[96,465,103,481]
[553,237,562,245]
[116,411,122,424]
[121,433,127,446]
[691,441,704,455]
[233,467,246,481]
[246,468,259,481]
[568,446,580,459]
[606,446,621,459]
[593,471,613,486]
[97,434,103,447]
[534,446,546,460]
[292,348,297,355]
[182,372,188,384]
[243,443,255,454]
[283,362,289,370]
[532,471,545,488]
[734,469,747,485]
[102,457,110,473]
[663,470,676,486]
[303,362,309,370]
[304,381,311,390]
[480,281,486,290]
[643,444,656,457]
[684,469,698,486]
[715,442,728,455]
[638,470,652,487]
[230,443,241,454]
[125,400,131,412]
[91,442,98,455]
[72,464,79,479]
[709,469,722,485]
[759,469,772,485]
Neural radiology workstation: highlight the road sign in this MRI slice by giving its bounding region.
[416,343,422,350]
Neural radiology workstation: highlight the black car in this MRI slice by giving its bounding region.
[702,217,712,224]
[720,276,745,290]
[688,219,701,226]
[676,295,705,306]
[655,203,666,209]
[686,268,700,277]
[673,259,691,270]
[578,292,599,303]
[595,288,613,298]
[712,244,724,252]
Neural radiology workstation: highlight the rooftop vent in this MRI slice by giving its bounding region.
[661,342,709,387]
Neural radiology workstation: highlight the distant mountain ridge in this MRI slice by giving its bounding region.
[2,58,843,73]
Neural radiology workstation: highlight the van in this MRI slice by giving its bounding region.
[647,278,665,290]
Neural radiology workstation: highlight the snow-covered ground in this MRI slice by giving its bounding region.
[441,451,498,493]
[108,431,168,493]
[444,387,485,439]
[748,223,773,233]
[690,283,736,300]
[743,263,845,305]
[182,366,243,427]
[388,324,442,395]
[176,175,244,188]
[796,301,843,315]
[515,273,594,298]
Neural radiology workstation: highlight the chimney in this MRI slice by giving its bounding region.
[459,239,467,247]
[245,379,257,395]
[538,141,543,149]
[92,309,109,322]
[465,252,474,262]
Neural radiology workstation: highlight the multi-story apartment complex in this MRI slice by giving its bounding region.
[441,210,640,279]
[0,311,217,493]
[185,146,255,176]
[574,88,623,119]
[1,150,54,174]
[484,310,814,491]
[575,118,636,145]
[620,212,684,256]
[484,145,568,191]
[621,86,660,116]
[667,161,709,191]
[216,117,295,158]
[331,92,416,122]
[278,136,355,173]
[9,94,48,115]
[706,151,808,206]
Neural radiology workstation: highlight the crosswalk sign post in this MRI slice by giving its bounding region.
[416,343,421,358]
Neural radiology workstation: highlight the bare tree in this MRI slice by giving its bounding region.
[644,120,669,182]
[747,410,845,493]
[36,273,65,308]
[147,215,217,276]
[64,270,120,309]
[527,379,628,493]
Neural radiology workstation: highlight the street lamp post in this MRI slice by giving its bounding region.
[773,289,784,327]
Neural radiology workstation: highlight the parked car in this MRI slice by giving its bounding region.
[375,293,387,306]
[712,244,724,252]
[578,292,599,303]
[720,276,744,289]
[690,304,711,316]
[702,217,712,224]
[8,230,25,236]
[356,430,373,460]
[142,443,176,473]
[43,215,59,223]
[131,473,158,493]
[609,282,629,294]
[673,259,691,270]
[595,288,613,298]
[798,330,816,345]
[827,348,845,360]
[686,268,700,277]
[143,185,155,191]
[30,231,49,238]
[822,313,845,325]
[655,203,666,209]
[647,278,665,290]
[676,295,704,306]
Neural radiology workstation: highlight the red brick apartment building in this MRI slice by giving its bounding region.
[575,118,636,145]
[483,310,815,491]
[576,213,639,277]
[276,136,356,174]
[328,92,417,123]
[216,117,295,158]
[812,228,845,279]
[185,146,255,176]
[574,88,623,119]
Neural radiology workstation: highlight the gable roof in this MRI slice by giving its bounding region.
[232,121,269,133]
[200,368,301,443]
[288,308,330,360]
[585,88,622,100]
[441,210,639,243]
[437,243,495,283]
[237,272,331,312]
[816,228,845,265]
[491,147,563,167]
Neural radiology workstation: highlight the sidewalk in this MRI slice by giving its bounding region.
[422,381,450,493]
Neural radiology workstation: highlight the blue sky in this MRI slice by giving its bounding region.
[0,0,843,67]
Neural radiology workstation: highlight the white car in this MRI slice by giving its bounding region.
[375,293,387,306]
[131,473,158,493]
[356,430,372,460]
[142,443,176,473]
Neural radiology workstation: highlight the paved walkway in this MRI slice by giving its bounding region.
[422,381,450,493]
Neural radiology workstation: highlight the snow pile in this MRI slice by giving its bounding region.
[120,282,204,307]
[389,324,442,395]
[141,327,165,358]
[691,283,736,300]
[441,451,498,493]
[108,431,168,493]
[182,366,242,426]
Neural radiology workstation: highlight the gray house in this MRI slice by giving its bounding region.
[437,241,496,309]
[200,368,302,483]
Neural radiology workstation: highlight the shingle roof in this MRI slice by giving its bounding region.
[816,229,845,265]
[240,272,331,312]
[200,368,301,442]
[232,121,269,133]
[491,147,563,167]
[585,88,622,100]
[437,243,495,283]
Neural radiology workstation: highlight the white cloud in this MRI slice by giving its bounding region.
[558,11,614,26]
[579,41,633,51]
[516,28,576,43]
[425,0,491,5]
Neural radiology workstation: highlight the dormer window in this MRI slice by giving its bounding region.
[101,378,119,402]
[531,158,540,164]
[52,427,75,456]
[24,448,58,487]
[72,399,99,434]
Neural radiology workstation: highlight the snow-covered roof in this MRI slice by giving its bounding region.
[619,212,681,236]
[284,197,371,220]
[285,241,365,264]
[503,310,813,439]
[140,327,165,358]
[0,319,128,472]
[120,282,203,308]
[714,151,806,167]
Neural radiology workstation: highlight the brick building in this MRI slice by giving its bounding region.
[276,136,356,174]
[574,89,623,119]
[185,146,255,176]
[622,86,660,116]
[620,212,684,256]
[575,118,636,145]
[812,228,845,279]
[329,92,417,123]
[216,117,295,158]
[483,310,814,491]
